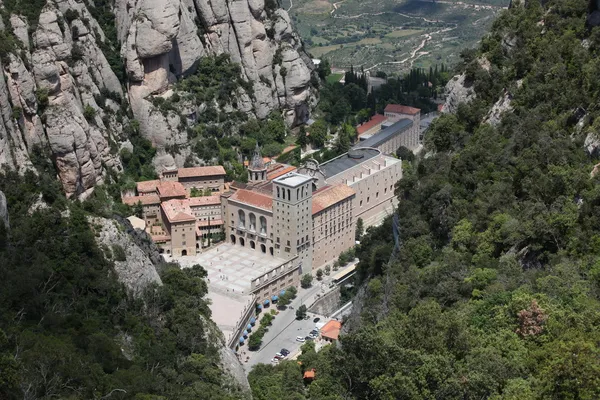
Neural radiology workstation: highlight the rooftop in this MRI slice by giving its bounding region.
[136,179,160,193]
[357,114,387,136]
[156,181,187,199]
[312,185,355,214]
[384,104,421,115]
[161,199,196,223]
[267,164,297,181]
[274,172,313,188]
[188,195,221,206]
[229,189,273,211]
[354,119,413,150]
[122,194,160,206]
[178,165,226,178]
[320,148,381,179]
[320,320,342,341]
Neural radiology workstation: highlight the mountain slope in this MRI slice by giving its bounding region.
[248,1,600,398]
[0,0,316,198]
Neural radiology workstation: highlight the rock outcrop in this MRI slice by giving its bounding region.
[484,92,513,127]
[91,216,162,296]
[441,72,476,114]
[0,0,315,196]
[585,131,600,157]
[116,0,315,155]
[0,190,8,229]
[0,1,125,198]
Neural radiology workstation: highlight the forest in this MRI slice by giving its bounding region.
[248,1,600,398]
[0,166,247,398]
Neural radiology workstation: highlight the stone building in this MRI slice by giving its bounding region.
[160,165,227,193]
[356,104,421,153]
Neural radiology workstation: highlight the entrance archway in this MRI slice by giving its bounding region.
[240,237,245,247]
[181,250,187,256]
[269,247,274,256]
[230,234,236,245]
[261,244,266,253]
[250,240,255,249]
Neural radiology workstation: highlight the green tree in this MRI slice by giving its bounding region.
[295,305,307,320]
[316,269,324,280]
[301,273,313,288]
[308,119,328,148]
[356,217,364,241]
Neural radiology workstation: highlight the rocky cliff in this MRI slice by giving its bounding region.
[0,0,315,196]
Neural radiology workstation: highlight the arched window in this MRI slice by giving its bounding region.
[287,189,291,200]
[277,187,280,198]
[230,234,236,244]
[240,237,245,247]
[261,244,266,253]
[250,240,256,249]
[249,213,256,231]
[297,188,299,199]
[260,216,267,234]
[269,247,274,256]
[255,172,259,181]
[238,210,246,228]
[282,188,286,200]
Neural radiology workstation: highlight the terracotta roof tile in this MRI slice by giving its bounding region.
[188,195,221,206]
[156,181,187,199]
[161,199,196,223]
[357,114,387,135]
[136,180,160,193]
[312,185,355,215]
[268,165,297,181]
[122,194,160,206]
[384,104,420,115]
[178,165,226,178]
[229,189,273,211]
[320,320,342,340]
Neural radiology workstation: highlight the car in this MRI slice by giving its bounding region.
[308,333,318,339]
[310,330,319,336]
[280,348,290,355]
[271,358,279,364]
[275,353,284,359]
[305,336,314,341]
[296,336,306,342]
[313,317,321,323]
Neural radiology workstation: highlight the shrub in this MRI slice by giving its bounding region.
[83,105,96,122]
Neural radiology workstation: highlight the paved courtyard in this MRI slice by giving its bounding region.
[177,243,286,295]
[170,243,289,345]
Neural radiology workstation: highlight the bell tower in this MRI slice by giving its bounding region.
[248,143,267,184]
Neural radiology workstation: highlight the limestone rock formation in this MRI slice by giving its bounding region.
[0,1,125,198]
[91,216,162,296]
[484,92,513,127]
[441,73,476,114]
[117,0,315,154]
[0,190,8,229]
[585,131,600,157]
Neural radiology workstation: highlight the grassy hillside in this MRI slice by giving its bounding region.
[248,1,600,398]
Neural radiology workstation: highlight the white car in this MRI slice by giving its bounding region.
[296,336,306,342]
[271,358,279,364]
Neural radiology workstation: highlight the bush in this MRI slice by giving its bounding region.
[111,244,127,262]
[83,105,96,122]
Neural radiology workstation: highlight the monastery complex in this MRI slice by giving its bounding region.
[122,104,418,305]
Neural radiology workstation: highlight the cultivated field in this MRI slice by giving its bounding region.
[281,0,510,76]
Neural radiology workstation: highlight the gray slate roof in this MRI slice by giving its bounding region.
[320,148,381,178]
[354,118,413,150]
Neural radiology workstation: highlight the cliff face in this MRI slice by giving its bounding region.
[0,0,315,196]
[0,0,125,198]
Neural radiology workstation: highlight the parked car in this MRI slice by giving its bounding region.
[275,353,284,359]
[296,336,306,342]
[271,358,279,364]
[281,348,290,356]
[305,336,314,341]
[308,333,318,339]
[310,330,319,336]
[313,317,321,323]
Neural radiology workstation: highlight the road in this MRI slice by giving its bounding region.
[242,281,329,372]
